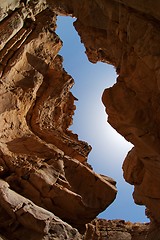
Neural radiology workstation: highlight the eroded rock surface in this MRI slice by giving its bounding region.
[0,179,81,240]
[0,1,117,239]
[52,0,160,227]
[1,0,160,239]
[84,219,150,240]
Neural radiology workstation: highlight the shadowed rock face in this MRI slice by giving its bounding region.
[0,0,160,239]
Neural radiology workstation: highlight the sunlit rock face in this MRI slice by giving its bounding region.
[0,1,117,239]
[1,0,160,239]
[51,0,160,226]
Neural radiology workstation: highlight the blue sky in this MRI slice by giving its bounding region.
[56,16,148,223]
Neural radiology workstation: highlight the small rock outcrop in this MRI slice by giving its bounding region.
[84,219,150,240]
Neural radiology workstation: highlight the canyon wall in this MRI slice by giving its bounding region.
[0,0,160,239]
[52,0,160,225]
[0,1,117,239]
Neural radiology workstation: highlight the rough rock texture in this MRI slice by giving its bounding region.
[0,1,117,239]
[84,218,160,240]
[0,179,81,240]
[84,219,150,240]
[51,0,160,227]
[1,0,160,239]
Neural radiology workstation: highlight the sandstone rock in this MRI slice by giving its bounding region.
[0,179,81,240]
[52,0,160,225]
[1,0,160,239]
[84,219,150,240]
[0,1,117,238]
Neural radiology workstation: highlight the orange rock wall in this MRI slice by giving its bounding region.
[0,1,117,239]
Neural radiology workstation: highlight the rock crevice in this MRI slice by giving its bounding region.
[53,0,160,226]
[0,0,160,239]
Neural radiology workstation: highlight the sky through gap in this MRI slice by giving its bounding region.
[56,16,148,223]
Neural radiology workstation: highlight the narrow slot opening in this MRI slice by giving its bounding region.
[56,16,148,223]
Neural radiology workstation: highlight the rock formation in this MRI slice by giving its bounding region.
[0,0,160,239]
[0,1,117,239]
[84,219,150,240]
[52,0,160,225]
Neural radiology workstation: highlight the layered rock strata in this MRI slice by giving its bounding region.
[0,1,117,239]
